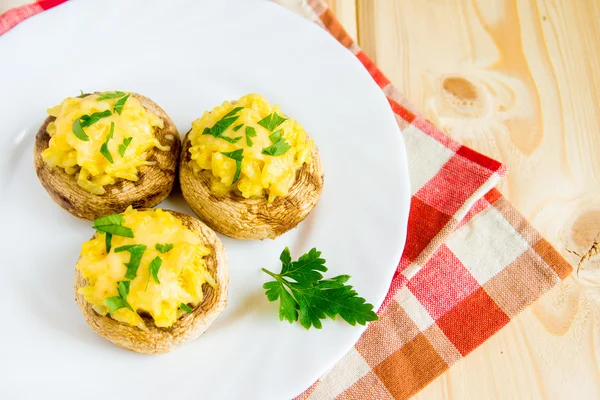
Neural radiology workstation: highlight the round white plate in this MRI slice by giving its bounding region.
[0,0,410,398]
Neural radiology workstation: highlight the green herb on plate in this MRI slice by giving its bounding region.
[262,247,379,329]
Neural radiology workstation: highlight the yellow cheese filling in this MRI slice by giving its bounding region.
[188,94,313,202]
[76,207,215,329]
[42,92,168,195]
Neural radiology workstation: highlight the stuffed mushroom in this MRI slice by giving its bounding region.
[34,91,181,220]
[179,94,324,240]
[75,207,228,354]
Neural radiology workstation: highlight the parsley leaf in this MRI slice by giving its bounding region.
[115,244,147,280]
[80,110,112,127]
[180,303,193,313]
[203,116,240,138]
[93,214,134,247]
[220,135,242,144]
[100,122,115,163]
[105,232,113,253]
[148,256,162,284]
[245,126,257,147]
[262,138,291,156]
[223,106,244,118]
[221,149,244,185]
[268,129,282,143]
[72,110,112,141]
[77,90,86,98]
[258,112,287,131]
[118,137,133,157]
[262,247,379,329]
[104,296,132,315]
[94,225,134,237]
[117,280,130,300]
[105,280,133,315]
[155,243,173,254]
[72,118,89,141]
[113,94,130,115]
[97,91,126,101]
[94,214,125,226]
[232,124,244,132]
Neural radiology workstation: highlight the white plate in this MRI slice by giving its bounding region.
[0,0,410,398]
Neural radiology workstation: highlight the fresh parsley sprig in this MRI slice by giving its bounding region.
[262,248,379,329]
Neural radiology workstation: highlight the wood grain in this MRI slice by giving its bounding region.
[328,0,600,398]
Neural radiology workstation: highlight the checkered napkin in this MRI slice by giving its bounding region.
[0,1,572,399]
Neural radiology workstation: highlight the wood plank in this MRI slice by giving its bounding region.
[354,0,600,398]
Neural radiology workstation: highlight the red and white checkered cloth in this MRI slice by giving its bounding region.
[1,1,572,399]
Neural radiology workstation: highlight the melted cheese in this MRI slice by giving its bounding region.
[188,94,312,202]
[42,93,167,194]
[76,208,215,329]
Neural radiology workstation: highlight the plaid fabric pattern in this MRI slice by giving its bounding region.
[0,0,66,35]
[0,1,573,399]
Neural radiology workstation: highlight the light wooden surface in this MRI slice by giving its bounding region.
[326,0,600,398]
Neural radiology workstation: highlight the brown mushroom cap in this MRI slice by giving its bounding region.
[179,131,324,240]
[74,210,228,354]
[33,93,181,221]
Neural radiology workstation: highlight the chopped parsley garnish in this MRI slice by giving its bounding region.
[268,129,282,143]
[232,124,244,132]
[115,244,147,280]
[258,112,287,131]
[262,138,291,156]
[72,110,112,141]
[223,106,244,118]
[202,107,246,143]
[220,136,242,144]
[245,126,257,147]
[118,137,133,157]
[97,91,126,101]
[148,256,162,284]
[105,233,113,253]
[100,122,115,163]
[93,213,134,253]
[220,149,244,185]
[113,94,130,115]
[104,280,133,315]
[155,243,174,254]
[180,303,193,313]
[262,247,379,329]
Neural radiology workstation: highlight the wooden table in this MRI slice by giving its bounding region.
[326,0,600,398]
